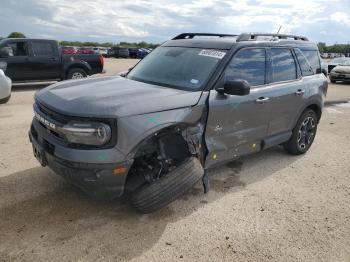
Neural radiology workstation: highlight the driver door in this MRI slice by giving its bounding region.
[205,48,272,168]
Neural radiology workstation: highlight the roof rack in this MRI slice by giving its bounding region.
[172,33,238,40]
[236,33,309,42]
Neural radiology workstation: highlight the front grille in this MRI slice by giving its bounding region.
[37,102,70,124]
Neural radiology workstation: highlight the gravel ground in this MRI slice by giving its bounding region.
[0,59,349,262]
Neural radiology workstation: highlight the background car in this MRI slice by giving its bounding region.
[0,38,104,81]
[330,59,350,83]
[128,48,139,58]
[107,47,130,58]
[76,47,95,55]
[327,57,350,73]
[136,48,150,59]
[92,47,108,56]
[61,46,76,55]
[0,69,12,104]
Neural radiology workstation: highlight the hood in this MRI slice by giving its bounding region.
[35,76,202,118]
[332,65,350,74]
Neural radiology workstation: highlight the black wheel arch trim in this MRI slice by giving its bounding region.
[293,97,323,127]
[63,61,92,79]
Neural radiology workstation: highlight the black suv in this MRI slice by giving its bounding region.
[29,33,328,213]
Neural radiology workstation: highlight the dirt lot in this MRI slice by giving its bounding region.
[0,58,350,262]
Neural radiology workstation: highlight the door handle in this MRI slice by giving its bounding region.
[50,57,57,61]
[255,97,270,104]
[295,89,305,96]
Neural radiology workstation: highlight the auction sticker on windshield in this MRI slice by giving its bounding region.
[198,49,226,59]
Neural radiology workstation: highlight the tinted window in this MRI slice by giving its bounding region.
[7,42,29,56]
[294,49,314,76]
[271,48,297,82]
[301,50,321,74]
[32,42,55,56]
[225,48,266,86]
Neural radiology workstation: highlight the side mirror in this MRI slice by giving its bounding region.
[0,47,10,58]
[217,79,250,96]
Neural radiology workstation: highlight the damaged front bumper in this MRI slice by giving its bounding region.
[29,118,133,199]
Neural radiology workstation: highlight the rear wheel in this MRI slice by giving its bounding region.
[284,109,318,155]
[67,68,87,80]
[130,157,204,213]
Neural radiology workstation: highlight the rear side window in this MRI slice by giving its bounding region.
[225,48,266,86]
[32,42,56,56]
[294,49,314,76]
[301,50,321,74]
[271,48,297,83]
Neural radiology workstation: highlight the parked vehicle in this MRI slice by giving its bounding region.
[76,47,95,55]
[136,48,150,59]
[327,57,350,73]
[128,48,139,58]
[29,33,327,213]
[0,38,104,81]
[0,69,12,104]
[92,47,108,56]
[109,47,130,58]
[61,46,76,55]
[329,59,350,83]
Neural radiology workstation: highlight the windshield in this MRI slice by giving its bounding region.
[127,47,226,91]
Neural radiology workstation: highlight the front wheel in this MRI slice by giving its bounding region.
[284,109,318,155]
[66,68,87,80]
[130,157,204,213]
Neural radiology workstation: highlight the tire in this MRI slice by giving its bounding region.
[0,95,10,104]
[130,157,204,213]
[66,68,87,80]
[284,109,318,155]
[330,79,336,83]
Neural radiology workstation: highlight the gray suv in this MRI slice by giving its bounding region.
[29,33,328,213]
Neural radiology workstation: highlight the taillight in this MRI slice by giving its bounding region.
[100,55,104,67]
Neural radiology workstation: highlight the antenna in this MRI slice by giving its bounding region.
[277,26,282,34]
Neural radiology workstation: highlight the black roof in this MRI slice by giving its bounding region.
[162,33,318,50]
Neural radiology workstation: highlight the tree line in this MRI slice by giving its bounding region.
[0,32,158,49]
[318,42,350,54]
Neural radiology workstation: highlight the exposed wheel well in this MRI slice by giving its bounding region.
[125,126,192,193]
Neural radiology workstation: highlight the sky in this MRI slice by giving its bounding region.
[0,0,349,45]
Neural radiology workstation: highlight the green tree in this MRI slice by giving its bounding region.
[317,42,326,53]
[7,32,26,38]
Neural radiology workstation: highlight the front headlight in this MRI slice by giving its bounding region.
[60,121,111,146]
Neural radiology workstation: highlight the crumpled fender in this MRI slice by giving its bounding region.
[117,93,209,161]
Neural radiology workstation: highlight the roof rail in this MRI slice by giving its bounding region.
[172,33,238,40]
[236,33,309,42]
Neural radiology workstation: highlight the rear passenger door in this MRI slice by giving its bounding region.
[266,48,306,136]
[30,40,61,80]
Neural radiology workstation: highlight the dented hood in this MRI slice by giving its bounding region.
[35,76,202,118]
